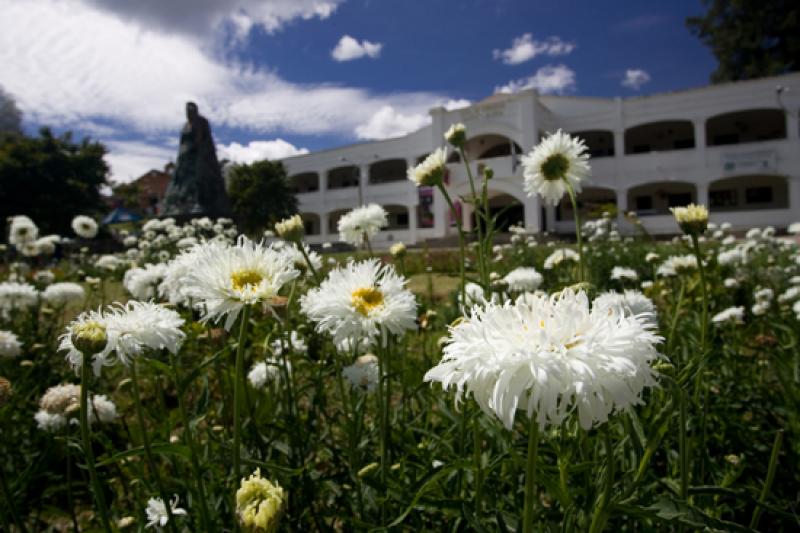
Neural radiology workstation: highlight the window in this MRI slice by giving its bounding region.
[635,196,653,211]
[710,189,738,208]
[745,186,773,204]
[667,193,692,207]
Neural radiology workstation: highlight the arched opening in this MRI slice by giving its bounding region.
[328,209,350,232]
[572,130,615,158]
[327,165,359,190]
[299,213,320,235]
[384,205,410,230]
[289,172,319,193]
[624,120,695,154]
[473,192,524,232]
[627,181,696,216]
[556,187,617,221]
[464,134,522,160]
[709,175,789,211]
[706,109,786,146]
[369,159,407,185]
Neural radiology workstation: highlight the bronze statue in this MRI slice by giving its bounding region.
[162,102,230,217]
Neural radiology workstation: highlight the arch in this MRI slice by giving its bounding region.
[475,191,524,232]
[464,133,523,160]
[572,130,615,158]
[461,121,524,146]
[289,172,319,193]
[384,204,410,230]
[369,158,407,185]
[627,181,696,216]
[327,165,359,190]
[624,120,694,154]
[709,175,789,211]
[556,186,617,221]
[299,213,320,235]
[705,109,786,146]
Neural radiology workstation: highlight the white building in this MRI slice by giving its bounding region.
[282,73,800,247]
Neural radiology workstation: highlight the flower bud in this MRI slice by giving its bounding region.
[275,214,305,242]
[444,123,466,147]
[71,320,108,355]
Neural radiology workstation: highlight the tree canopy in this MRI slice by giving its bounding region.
[687,0,800,82]
[226,159,298,236]
[0,128,109,237]
[0,86,23,135]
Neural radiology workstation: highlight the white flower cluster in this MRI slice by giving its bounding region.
[42,282,85,307]
[521,130,590,206]
[543,248,579,270]
[337,204,388,247]
[503,267,543,292]
[0,330,23,358]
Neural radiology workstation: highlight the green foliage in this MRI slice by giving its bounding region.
[110,181,144,215]
[687,0,800,82]
[227,160,298,235]
[0,85,22,135]
[0,128,109,236]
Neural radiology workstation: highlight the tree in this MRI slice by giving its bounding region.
[0,128,109,237]
[226,160,298,235]
[687,0,800,82]
[0,86,23,135]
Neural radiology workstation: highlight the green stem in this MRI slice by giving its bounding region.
[691,235,709,350]
[79,357,113,533]
[66,434,80,532]
[458,146,486,285]
[170,352,214,532]
[473,414,483,516]
[377,340,389,524]
[130,360,177,533]
[437,183,467,308]
[750,430,783,529]
[363,232,374,257]
[0,463,27,533]
[589,426,614,533]
[233,305,252,480]
[679,387,689,503]
[667,279,686,355]
[564,180,585,283]
[296,241,321,284]
[522,417,540,533]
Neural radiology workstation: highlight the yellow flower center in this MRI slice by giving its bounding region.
[351,287,384,316]
[231,269,264,293]
[541,153,569,181]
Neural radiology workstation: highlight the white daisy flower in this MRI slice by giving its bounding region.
[247,358,288,388]
[712,306,745,325]
[656,255,698,277]
[794,300,800,321]
[610,266,639,281]
[543,248,579,270]
[300,259,417,346]
[72,215,99,239]
[279,243,323,277]
[0,281,39,313]
[158,240,226,307]
[342,354,379,392]
[717,248,746,266]
[521,130,590,205]
[788,222,800,235]
[123,236,138,247]
[779,286,800,304]
[145,495,187,529]
[723,278,739,288]
[182,237,300,330]
[337,204,388,246]
[88,394,118,424]
[33,270,56,285]
[103,301,185,367]
[34,235,60,255]
[424,290,663,430]
[0,330,22,358]
[271,330,307,356]
[35,410,67,432]
[124,264,167,301]
[42,282,86,307]
[593,290,656,323]
[407,148,447,187]
[8,215,39,246]
[96,255,122,271]
[503,267,543,292]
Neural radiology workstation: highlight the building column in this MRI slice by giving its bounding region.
[614,129,625,159]
[697,181,709,206]
[358,164,369,205]
[319,172,328,205]
[787,112,799,140]
[432,187,448,238]
[320,212,330,241]
[545,204,557,235]
[789,175,800,212]
[615,188,626,230]
[407,204,418,244]
[523,195,541,233]
[693,119,706,148]
[462,203,474,232]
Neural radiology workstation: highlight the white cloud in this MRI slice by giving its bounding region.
[80,0,343,40]
[355,106,431,140]
[218,139,309,163]
[104,141,175,184]
[622,69,651,90]
[331,35,383,61]
[495,65,576,95]
[493,34,575,65]
[0,0,448,138]
[442,99,471,111]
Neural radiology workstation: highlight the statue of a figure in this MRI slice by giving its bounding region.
[162,102,230,217]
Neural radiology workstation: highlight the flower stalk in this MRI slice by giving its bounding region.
[522,416,540,533]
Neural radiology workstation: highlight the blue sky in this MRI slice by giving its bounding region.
[0,0,717,183]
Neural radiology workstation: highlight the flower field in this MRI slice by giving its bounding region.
[2,130,800,532]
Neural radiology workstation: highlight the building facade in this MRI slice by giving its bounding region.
[282,73,800,247]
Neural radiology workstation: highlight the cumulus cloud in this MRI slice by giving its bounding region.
[493,34,575,65]
[354,106,432,140]
[495,65,576,95]
[79,0,343,40]
[105,141,175,184]
[0,0,449,137]
[442,99,471,111]
[218,139,309,163]
[331,35,383,61]
[621,69,651,90]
